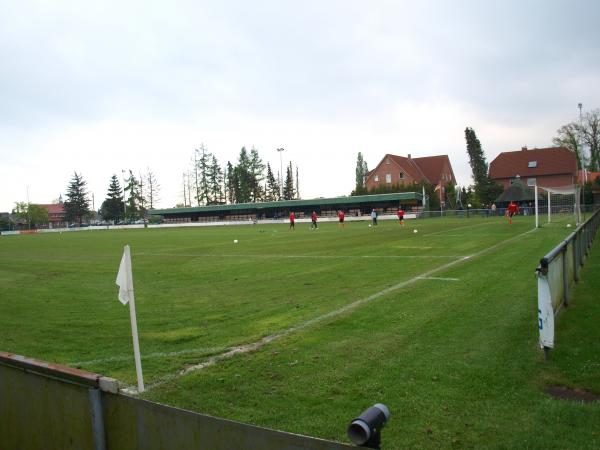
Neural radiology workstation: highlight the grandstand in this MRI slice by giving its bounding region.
[150,192,424,223]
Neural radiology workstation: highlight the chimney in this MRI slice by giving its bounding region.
[407,153,411,159]
[521,146,528,151]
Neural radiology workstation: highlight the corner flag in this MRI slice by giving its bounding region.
[116,245,134,305]
[115,245,145,393]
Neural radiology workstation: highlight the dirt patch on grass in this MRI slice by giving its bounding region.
[546,385,599,403]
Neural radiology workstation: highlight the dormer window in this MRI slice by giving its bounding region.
[528,161,537,168]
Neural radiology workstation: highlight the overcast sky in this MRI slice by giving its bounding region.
[1,0,600,211]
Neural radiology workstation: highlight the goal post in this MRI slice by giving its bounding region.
[534,184,581,227]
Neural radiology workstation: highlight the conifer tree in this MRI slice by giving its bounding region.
[64,172,90,225]
[265,163,280,201]
[100,175,124,223]
[283,162,295,200]
[464,127,502,206]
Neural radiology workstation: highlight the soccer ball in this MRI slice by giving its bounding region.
[234,239,239,243]
[413,229,418,234]
[368,224,372,227]
[566,224,572,228]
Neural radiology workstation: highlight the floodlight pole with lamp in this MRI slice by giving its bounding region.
[277,147,285,198]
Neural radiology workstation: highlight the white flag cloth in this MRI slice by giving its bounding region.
[116,245,134,305]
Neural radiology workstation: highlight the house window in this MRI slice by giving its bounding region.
[527,178,536,186]
[528,161,537,168]
[386,158,390,165]
[399,172,404,179]
[385,173,392,183]
[374,175,379,182]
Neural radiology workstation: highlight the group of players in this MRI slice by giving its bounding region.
[287,209,405,230]
[287,202,519,230]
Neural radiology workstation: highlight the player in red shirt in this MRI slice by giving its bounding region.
[289,211,295,230]
[397,208,405,226]
[506,201,519,225]
[337,210,345,228]
[311,211,318,229]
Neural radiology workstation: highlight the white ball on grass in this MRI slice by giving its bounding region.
[368,224,372,227]
[234,239,238,243]
[566,224,572,228]
[413,229,418,233]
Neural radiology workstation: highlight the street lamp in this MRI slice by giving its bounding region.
[276,148,285,198]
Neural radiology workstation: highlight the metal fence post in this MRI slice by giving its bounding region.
[89,388,107,450]
[573,234,579,281]
[562,246,569,308]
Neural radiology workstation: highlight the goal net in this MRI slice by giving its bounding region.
[535,185,581,227]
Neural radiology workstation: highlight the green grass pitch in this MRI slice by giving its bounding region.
[1,216,599,449]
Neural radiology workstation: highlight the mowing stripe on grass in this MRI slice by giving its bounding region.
[137,253,464,259]
[416,276,460,281]
[135,227,537,394]
[425,221,495,236]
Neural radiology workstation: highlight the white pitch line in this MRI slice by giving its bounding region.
[133,227,537,394]
[416,276,460,281]
[69,347,228,367]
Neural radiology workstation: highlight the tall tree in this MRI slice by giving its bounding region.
[579,109,600,171]
[464,128,502,206]
[144,169,160,210]
[465,127,488,186]
[208,155,224,204]
[265,163,280,201]
[249,147,265,202]
[194,144,211,205]
[100,175,124,223]
[124,170,143,220]
[283,162,295,200]
[354,152,369,195]
[64,172,90,225]
[231,147,253,203]
[553,123,584,169]
[225,161,236,204]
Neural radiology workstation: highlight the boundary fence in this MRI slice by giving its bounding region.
[0,352,354,450]
[535,209,600,356]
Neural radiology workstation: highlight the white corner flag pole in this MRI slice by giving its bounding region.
[116,245,145,393]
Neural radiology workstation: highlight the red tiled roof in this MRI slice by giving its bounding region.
[489,147,577,179]
[412,155,455,185]
[387,154,427,181]
[366,153,455,185]
[38,204,65,214]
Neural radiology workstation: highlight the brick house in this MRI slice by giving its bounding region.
[364,154,456,191]
[38,203,67,228]
[489,147,578,189]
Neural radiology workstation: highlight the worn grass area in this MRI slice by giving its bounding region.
[1,215,598,449]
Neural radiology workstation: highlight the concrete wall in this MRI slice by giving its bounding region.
[0,352,354,450]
